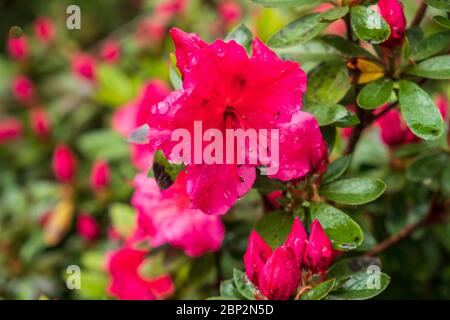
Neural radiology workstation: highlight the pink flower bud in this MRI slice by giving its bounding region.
[218,1,243,26]
[52,144,76,183]
[101,40,121,64]
[30,109,51,138]
[0,118,22,144]
[304,219,333,274]
[71,53,96,82]
[284,217,307,266]
[244,231,273,287]
[90,160,110,191]
[436,94,448,122]
[77,213,100,241]
[34,17,55,43]
[258,246,301,300]
[266,190,283,209]
[378,0,406,48]
[12,75,35,103]
[7,35,28,60]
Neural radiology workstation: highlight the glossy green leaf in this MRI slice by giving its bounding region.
[425,0,450,11]
[152,150,185,190]
[268,13,328,48]
[275,40,342,63]
[433,15,450,28]
[320,177,386,205]
[334,111,360,128]
[95,64,136,108]
[350,6,391,44]
[300,278,336,300]
[329,257,381,278]
[226,24,253,52]
[405,55,450,79]
[406,151,448,190]
[319,6,349,22]
[310,203,364,251]
[233,269,261,300]
[255,211,294,249]
[323,155,352,184]
[328,271,390,300]
[321,35,378,60]
[77,129,129,161]
[220,279,244,299]
[398,80,445,140]
[357,78,393,110]
[250,0,327,8]
[303,103,351,126]
[411,31,450,61]
[306,62,351,104]
[320,126,337,153]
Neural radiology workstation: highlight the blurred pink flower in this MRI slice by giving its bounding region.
[101,40,121,64]
[71,53,96,81]
[314,3,346,36]
[377,0,406,48]
[130,172,225,257]
[135,17,166,47]
[77,213,100,241]
[376,107,420,147]
[155,0,188,19]
[0,117,22,144]
[90,160,110,191]
[107,246,174,300]
[303,219,333,274]
[12,75,35,103]
[142,28,326,215]
[30,108,51,138]
[7,35,28,60]
[112,80,170,170]
[267,190,283,209]
[218,1,243,26]
[435,94,448,122]
[34,17,55,43]
[52,144,76,183]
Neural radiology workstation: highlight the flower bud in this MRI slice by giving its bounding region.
[52,144,76,183]
[244,231,272,287]
[30,108,51,138]
[101,40,121,64]
[218,1,243,26]
[34,17,55,43]
[284,217,307,266]
[12,75,35,103]
[0,118,22,144]
[90,160,110,191]
[77,213,100,241]
[303,219,332,274]
[7,35,28,60]
[377,0,406,48]
[71,53,96,81]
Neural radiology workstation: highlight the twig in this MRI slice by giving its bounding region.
[411,1,428,27]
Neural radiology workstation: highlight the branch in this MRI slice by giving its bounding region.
[411,1,428,27]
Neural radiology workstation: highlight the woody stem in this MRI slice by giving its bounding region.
[412,1,428,27]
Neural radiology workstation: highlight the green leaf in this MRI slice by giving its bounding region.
[300,278,336,300]
[323,155,352,184]
[303,103,351,126]
[319,6,349,22]
[109,203,136,238]
[398,80,445,140]
[152,150,185,190]
[95,64,136,108]
[249,0,327,7]
[334,111,360,128]
[268,13,328,48]
[411,31,450,61]
[357,78,393,110]
[275,40,342,63]
[320,177,386,205]
[233,269,261,300]
[321,35,378,60]
[350,6,391,44]
[328,271,390,300]
[310,203,364,251]
[77,129,129,161]
[329,257,381,278]
[226,24,253,52]
[169,53,182,90]
[405,55,450,79]
[306,62,351,104]
[441,162,450,195]
[220,279,245,299]
[406,151,448,190]
[255,211,294,249]
[433,15,450,29]
[253,174,287,194]
[320,126,337,153]
[425,0,450,11]
[128,124,149,144]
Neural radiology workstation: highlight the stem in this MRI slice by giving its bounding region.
[411,1,428,27]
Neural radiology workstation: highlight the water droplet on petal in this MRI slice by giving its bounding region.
[217,48,225,58]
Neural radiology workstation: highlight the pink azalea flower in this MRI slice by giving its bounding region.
[30,108,51,138]
[135,17,167,47]
[12,75,35,103]
[7,35,28,60]
[112,80,170,170]
[377,0,406,48]
[142,28,327,215]
[107,246,174,300]
[71,53,96,82]
[376,107,419,147]
[155,0,188,19]
[130,172,225,257]
[0,117,22,144]
[101,40,121,64]
[52,144,76,183]
[34,17,55,43]
[77,213,100,241]
[218,1,243,26]
[90,160,110,191]
[314,3,346,36]
[303,219,333,274]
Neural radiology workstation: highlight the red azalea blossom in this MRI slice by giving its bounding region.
[130,172,225,257]
[30,108,51,138]
[77,213,100,241]
[12,75,35,103]
[0,117,22,144]
[107,246,174,300]
[112,80,170,170]
[303,219,333,274]
[34,17,55,43]
[52,144,76,183]
[7,35,28,60]
[101,40,121,64]
[71,53,96,81]
[90,160,110,191]
[142,28,327,215]
[377,0,406,48]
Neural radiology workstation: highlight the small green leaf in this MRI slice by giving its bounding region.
[405,55,450,79]
[95,64,136,108]
[310,203,364,251]
[249,0,327,8]
[128,124,149,144]
[350,6,391,44]
[328,271,390,300]
[306,62,351,104]
[169,53,182,90]
[398,80,444,140]
[268,13,328,48]
[320,177,386,205]
[152,150,185,190]
[329,257,381,278]
[411,31,450,61]
[357,78,394,110]
[425,0,450,11]
[433,15,450,29]
[406,151,448,190]
[109,203,136,238]
[319,6,349,22]
[323,155,352,184]
[255,211,294,249]
[300,278,336,300]
[303,103,351,126]
[226,24,254,52]
[275,40,342,63]
[321,35,378,60]
[233,269,261,300]
[77,129,129,161]
[320,126,337,153]
[334,111,360,128]
[220,279,244,299]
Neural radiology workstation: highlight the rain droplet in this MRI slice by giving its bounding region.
[157,102,169,114]
[217,48,225,58]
